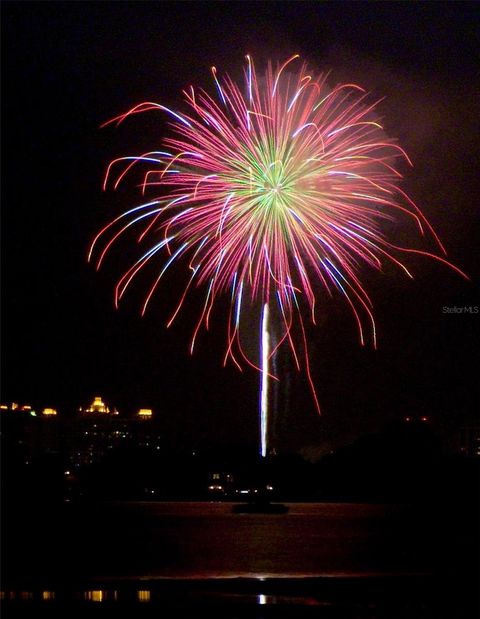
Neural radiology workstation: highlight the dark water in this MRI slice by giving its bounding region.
[2,501,478,617]
[3,501,434,579]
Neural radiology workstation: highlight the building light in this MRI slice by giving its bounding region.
[20,592,33,601]
[11,403,18,410]
[42,591,55,601]
[420,416,429,422]
[0,405,8,410]
[84,397,109,413]
[84,590,104,603]
[21,405,32,411]
[42,408,57,416]
[137,408,153,418]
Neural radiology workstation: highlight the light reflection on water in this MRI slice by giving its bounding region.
[82,590,121,602]
[1,501,476,616]
[1,588,324,606]
[84,590,105,602]
[3,502,434,580]
[0,580,471,618]
[137,590,151,602]
[1,589,149,603]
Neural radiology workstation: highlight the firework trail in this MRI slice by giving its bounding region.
[89,55,467,452]
[260,303,270,458]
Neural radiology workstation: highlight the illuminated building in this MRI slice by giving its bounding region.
[71,402,159,467]
[0,403,59,464]
[207,471,234,495]
[0,403,37,415]
[1,398,161,487]
[0,403,35,413]
[82,396,110,414]
[459,426,480,458]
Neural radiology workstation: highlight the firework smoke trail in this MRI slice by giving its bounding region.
[89,55,467,430]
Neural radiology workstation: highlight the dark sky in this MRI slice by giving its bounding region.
[2,1,479,455]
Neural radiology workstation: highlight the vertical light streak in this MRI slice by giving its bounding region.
[260,303,269,458]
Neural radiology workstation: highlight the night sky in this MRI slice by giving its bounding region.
[2,1,479,456]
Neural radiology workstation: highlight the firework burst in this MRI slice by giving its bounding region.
[89,55,466,417]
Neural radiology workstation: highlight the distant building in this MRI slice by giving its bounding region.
[459,426,480,458]
[71,400,158,466]
[42,408,57,416]
[207,471,234,496]
[1,403,37,416]
[1,398,160,469]
[79,396,117,414]
[0,403,60,462]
